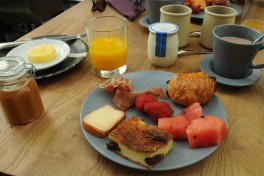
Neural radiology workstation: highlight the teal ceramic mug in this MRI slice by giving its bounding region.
[145,0,178,24]
[212,24,264,79]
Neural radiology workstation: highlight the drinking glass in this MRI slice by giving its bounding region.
[241,0,264,33]
[85,16,128,78]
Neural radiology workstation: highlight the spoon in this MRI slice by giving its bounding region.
[252,34,264,44]
[178,49,212,55]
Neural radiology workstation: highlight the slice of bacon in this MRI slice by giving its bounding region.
[144,87,168,99]
[99,76,168,111]
[112,87,168,111]
[99,76,134,94]
[112,91,140,111]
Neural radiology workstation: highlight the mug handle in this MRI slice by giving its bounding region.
[249,45,264,69]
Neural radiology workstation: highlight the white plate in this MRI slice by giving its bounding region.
[7,39,70,70]
[80,70,228,171]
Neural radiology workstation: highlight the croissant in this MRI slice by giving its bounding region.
[167,72,216,106]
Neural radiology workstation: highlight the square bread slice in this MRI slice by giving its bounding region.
[82,105,125,137]
[106,116,173,169]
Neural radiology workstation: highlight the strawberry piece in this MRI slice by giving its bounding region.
[191,5,200,14]
[135,93,157,112]
[144,101,174,123]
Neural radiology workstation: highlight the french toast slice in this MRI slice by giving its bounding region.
[106,116,173,169]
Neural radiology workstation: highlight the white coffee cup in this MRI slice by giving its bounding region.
[160,5,192,48]
[200,6,237,49]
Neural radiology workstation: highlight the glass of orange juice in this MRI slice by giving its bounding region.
[85,16,128,78]
[241,0,264,33]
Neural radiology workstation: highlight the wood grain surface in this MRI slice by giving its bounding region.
[0,1,263,175]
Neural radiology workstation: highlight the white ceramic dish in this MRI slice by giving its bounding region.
[80,70,228,171]
[199,55,261,87]
[7,39,70,70]
[191,3,241,20]
[139,4,241,26]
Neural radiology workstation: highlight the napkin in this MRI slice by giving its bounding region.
[108,0,145,20]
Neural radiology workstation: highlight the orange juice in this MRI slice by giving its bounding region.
[89,36,127,70]
[241,19,264,33]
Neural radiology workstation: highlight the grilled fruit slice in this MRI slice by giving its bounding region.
[106,116,173,169]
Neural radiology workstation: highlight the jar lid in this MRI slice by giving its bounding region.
[0,56,27,78]
[0,56,35,82]
[149,22,179,34]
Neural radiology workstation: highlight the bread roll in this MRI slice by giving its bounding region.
[168,72,216,106]
[82,105,125,137]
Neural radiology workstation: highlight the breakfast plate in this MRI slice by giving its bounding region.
[6,39,70,70]
[80,70,228,171]
[191,3,241,20]
[199,55,262,87]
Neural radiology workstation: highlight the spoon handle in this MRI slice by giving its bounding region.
[178,50,212,55]
[252,34,264,44]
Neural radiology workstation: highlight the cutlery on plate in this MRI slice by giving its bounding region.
[178,49,212,55]
[0,33,87,50]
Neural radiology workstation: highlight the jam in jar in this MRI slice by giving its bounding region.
[0,56,44,125]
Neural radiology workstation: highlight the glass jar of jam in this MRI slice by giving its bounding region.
[0,56,44,125]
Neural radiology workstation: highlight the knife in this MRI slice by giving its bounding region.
[0,33,87,50]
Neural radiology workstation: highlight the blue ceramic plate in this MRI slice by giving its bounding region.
[139,15,151,28]
[80,70,228,171]
[199,55,261,87]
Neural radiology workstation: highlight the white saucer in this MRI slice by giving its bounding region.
[199,55,262,87]
[139,16,150,28]
[7,39,70,70]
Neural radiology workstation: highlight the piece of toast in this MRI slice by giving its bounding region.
[106,116,173,169]
[82,105,125,137]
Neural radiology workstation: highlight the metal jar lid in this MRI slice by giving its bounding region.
[149,22,179,34]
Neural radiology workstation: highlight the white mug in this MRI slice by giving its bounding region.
[200,6,237,49]
[160,5,192,48]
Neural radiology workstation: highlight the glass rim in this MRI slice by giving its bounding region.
[85,16,128,32]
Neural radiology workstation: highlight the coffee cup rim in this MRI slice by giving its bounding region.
[160,4,192,16]
[213,24,264,45]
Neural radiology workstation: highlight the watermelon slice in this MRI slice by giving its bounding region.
[186,115,228,148]
[158,115,191,141]
[181,102,203,121]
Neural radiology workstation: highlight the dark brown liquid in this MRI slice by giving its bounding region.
[0,78,44,125]
[221,36,252,44]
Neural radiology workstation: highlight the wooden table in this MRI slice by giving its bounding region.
[0,1,263,175]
